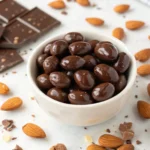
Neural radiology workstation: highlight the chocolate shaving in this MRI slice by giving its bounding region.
[12,137,17,140]
[61,11,68,15]
[136,140,142,145]
[2,119,16,131]
[13,145,23,150]
[50,144,67,150]
[106,129,111,133]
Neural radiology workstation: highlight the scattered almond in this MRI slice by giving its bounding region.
[22,123,46,138]
[112,27,124,40]
[98,134,124,148]
[147,83,150,96]
[148,35,150,40]
[137,64,150,76]
[50,143,67,150]
[76,0,90,6]
[0,82,9,95]
[114,4,130,13]
[1,97,23,111]
[87,144,105,150]
[126,20,145,30]
[117,144,134,150]
[137,101,150,119]
[86,18,104,26]
[48,0,66,9]
[135,49,150,62]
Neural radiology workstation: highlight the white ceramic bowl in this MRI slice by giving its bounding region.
[27,30,136,126]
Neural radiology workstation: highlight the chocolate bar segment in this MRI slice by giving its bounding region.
[3,20,38,45]
[20,7,60,32]
[0,0,27,23]
[0,26,5,38]
[0,49,23,72]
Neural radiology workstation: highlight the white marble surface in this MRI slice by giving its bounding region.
[0,0,150,149]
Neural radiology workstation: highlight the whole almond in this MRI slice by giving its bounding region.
[87,144,105,150]
[76,0,90,6]
[48,0,66,9]
[137,101,150,119]
[1,97,22,111]
[99,134,124,148]
[0,82,9,95]
[112,27,124,40]
[126,21,145,30]
[114,4,130,13]
[22,123,46,138]
[137,64,150,76]
[135,49,150,62]
[117,144,134,150]
[86,18,104,26]
[147,83,150,96]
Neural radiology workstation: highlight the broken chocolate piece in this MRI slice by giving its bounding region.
[13,145,23,150]
[0,0,27,23]
[136,140,142,145]
[0,38,19,48]
[122,130,134,141]
[20,7,60,32]
[0,26,5,38]
[4,20,38,45]
[119,122,132,132]
[2,119,16,131]
[0,49,23,72]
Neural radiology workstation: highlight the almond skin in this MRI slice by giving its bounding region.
[22,123,46,138]
[0,82,9,95]
[48,0,66,9]
[112,27,124,40]
[117,144,134,150]
[76,0,90,6]
[87,144,105,150]
[137,64,150,76]
[86,18,104,26]
[137,101,150,119]
[1,97,22,111]
[147,83,150,96]
[135,49,150,62]
[99,134,124,148]
[126,21,145,30]
[114,4,130,13]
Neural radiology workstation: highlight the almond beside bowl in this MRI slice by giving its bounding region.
[27,30,136,126]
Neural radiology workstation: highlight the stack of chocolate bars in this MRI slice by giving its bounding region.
[0,0,61,73]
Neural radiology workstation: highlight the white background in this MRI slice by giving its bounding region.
[0,0,150,149]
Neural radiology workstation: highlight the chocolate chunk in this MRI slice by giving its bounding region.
[20,7,60,32]
[0,49,23,72]
[136,140,142,145]
[0,26,5,38]
[119,122,132,132]
[3,20,38,45]
[0,0,27,23]
[122,130,134,141]
[13,145,23,150]
[50,144,67,150]
[2,119,16,131]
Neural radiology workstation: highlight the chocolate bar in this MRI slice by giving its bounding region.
[1,7,60,48]
[0,0,27,23]
[0,49,23,72]
[0,26,5,38]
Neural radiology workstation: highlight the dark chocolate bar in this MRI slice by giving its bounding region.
[0,49,23,72]
[0,26,5,38]
[0,0,27,23]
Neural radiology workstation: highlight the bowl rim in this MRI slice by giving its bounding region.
[27,30,137,109]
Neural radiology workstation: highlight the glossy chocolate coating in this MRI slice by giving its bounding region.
[64,32,84,44]
[113,52,130,73]
[88,40,99,50]
[47,88,67,103]
[37,53,48,67]
[94,42,118,62]
[69,41,92,55]
[49,72,71,88]
[43,40,56,54]
[92,82,115,101]
[60,55,85,70]
[50,40,68,56]
[74,70,95,90]
[83,55,97,69]
[37,74,53,89]
[68,90,93,105]
[43,56,59,74]
[115,75,127,93]
[94,64,119,83]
